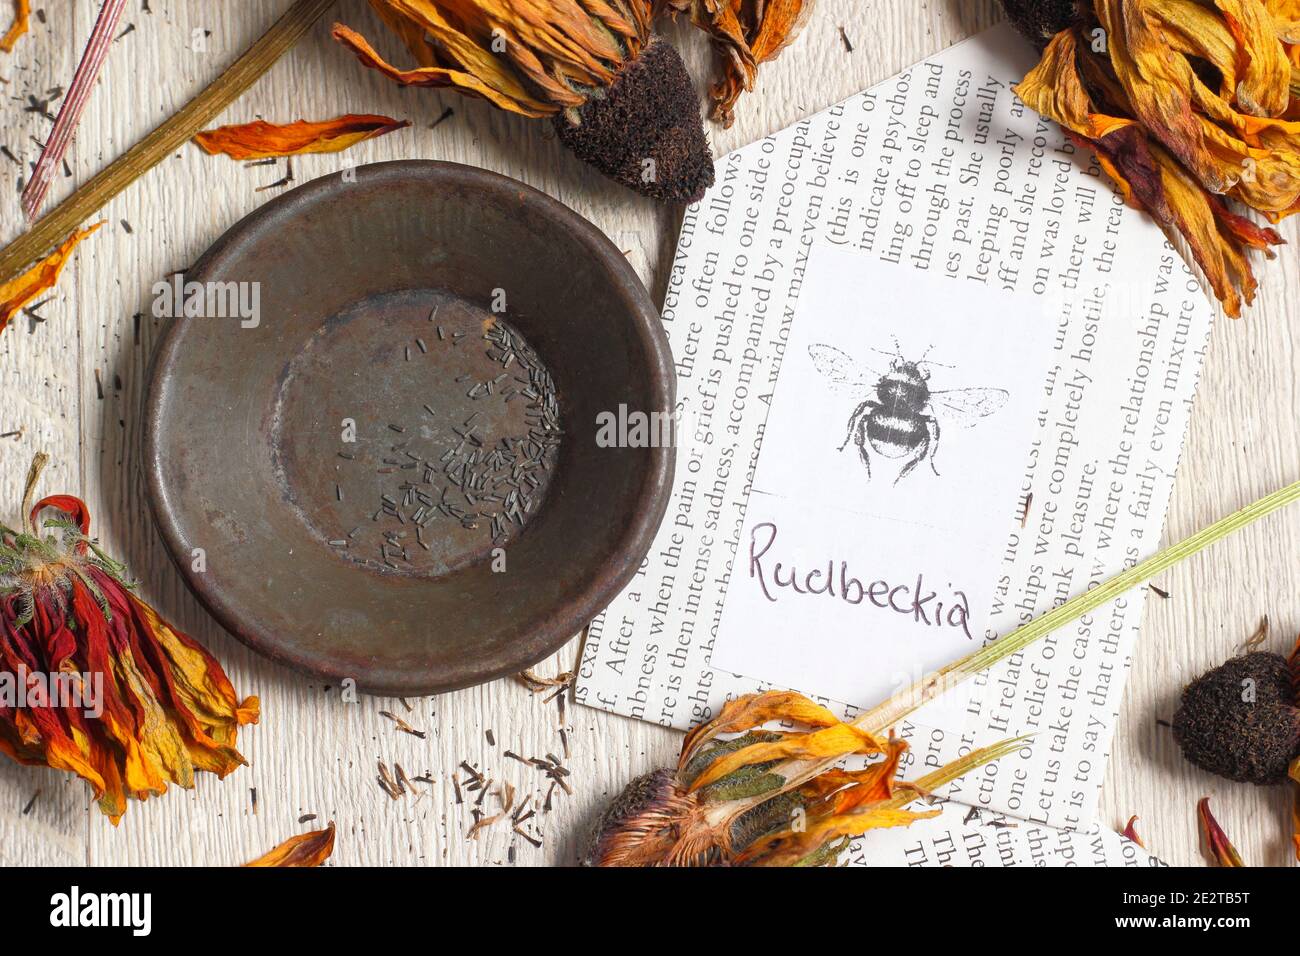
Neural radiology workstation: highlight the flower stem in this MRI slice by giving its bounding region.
[19,452,48,536]
[20,0,128,223]
[0,0,336,285]
[716,476,1300,822]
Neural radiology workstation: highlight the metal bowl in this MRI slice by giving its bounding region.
[144,161,674,695]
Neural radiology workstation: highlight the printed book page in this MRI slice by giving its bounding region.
[575,24,1214,838]
[854,804,1166,867]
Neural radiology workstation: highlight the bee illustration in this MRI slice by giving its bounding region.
[808,341,1010,484]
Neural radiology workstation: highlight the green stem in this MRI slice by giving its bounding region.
[0,0,336,286]
[711,477,1300,825]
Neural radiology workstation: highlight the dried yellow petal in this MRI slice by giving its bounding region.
[688,721,887,792]
[679,690,841,769]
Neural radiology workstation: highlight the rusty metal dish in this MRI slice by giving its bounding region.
[144,161,674,695]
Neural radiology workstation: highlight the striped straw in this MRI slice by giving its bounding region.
[20,0,128,223]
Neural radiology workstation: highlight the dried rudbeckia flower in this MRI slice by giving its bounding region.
[193,114,411,161]
[661,0,814,127]
[1173,626,1300,861]
[1008,0,1299,317]
[583,687,1026,866]
[1197,796,1246,866]
[0,454,259,823]
[244,822,336,867]
[332,1,714,202]
[0,0,29,54]
[0,222,102,336]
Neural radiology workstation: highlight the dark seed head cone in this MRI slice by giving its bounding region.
[1000,0,1083,44]
[555,36,715,204]
[1172,652,1300,786]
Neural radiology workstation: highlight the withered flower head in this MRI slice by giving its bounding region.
[1173,647,1300,785]
[661,0,814,127]
[1010,0,1299,317]
[0,454,259,823]
[583,689,1024,866]
[1175,633,1300,864]
[332,1,714,202]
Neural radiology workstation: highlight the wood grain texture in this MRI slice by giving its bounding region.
[0,0,1294,867]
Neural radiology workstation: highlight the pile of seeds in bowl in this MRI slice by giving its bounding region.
[331,312,562,572]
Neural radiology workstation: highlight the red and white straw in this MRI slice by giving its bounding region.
[20,0,128,223]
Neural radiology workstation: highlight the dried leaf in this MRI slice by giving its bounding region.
[1122,814,1145,847]
[0,0,29,54]
[243,822,336,867]
[1197,797,1245,866]
[193,114,410,160]
[0,222,102,336]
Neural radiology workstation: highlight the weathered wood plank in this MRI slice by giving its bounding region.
[0,0,1292,867]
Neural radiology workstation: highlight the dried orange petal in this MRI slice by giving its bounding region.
[0,222,102,335]
[0,0,29,53]
[243,823,336,867]
[193,115,410,161]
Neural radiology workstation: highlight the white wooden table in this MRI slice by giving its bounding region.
[1,0,1296,868]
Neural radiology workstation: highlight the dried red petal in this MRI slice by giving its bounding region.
[1122,814,1145,848]
[1197,797,1246,866]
